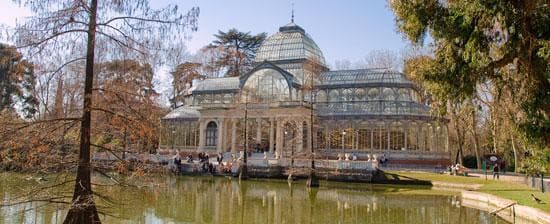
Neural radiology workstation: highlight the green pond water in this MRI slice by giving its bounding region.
[0,172,508,224]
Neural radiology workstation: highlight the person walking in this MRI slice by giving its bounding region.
[493,164,500,180]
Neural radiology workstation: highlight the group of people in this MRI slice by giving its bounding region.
[448,163,501,179]
[254,143,268,153]
[171,152,212,174]
[449,163,468,176]
[172,152,231,174]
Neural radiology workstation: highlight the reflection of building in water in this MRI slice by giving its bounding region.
[160,20,449,166]
[140,178,498,224]
[1,176,504,223]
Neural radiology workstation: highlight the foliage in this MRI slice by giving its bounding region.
[391,0,549,171]
[93,59,165,154]
[209,29,266,77]
[0,43,37,117]
[0,110,80,171]
[462,155,478,169]
[520,147,550,175]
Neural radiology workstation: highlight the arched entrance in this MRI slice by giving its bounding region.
[206,121,218,147]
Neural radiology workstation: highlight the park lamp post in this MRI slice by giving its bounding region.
[240,97,249,180]
[284,131,294,168]
[285,130,296,182]
[342,130,347,153]
[171,130,176,153]
[307,85,319,187]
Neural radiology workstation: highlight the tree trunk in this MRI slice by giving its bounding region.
[53,75,64,118]
[471,101,481,169]
[451,106,464,165]
[492,118,498,153]
[511,132,518,173]
[63,0,100,223]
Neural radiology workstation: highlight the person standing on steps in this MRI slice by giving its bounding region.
[173,152,182,174]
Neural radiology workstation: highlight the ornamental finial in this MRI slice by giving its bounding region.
[291,2,295,23]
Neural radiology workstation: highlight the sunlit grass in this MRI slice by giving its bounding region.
[386,171,550,212]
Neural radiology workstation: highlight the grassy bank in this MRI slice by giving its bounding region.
[385,171,550,212]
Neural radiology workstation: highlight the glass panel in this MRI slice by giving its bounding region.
[242,69,290,103]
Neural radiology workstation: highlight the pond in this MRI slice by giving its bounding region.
[1,173,508,224]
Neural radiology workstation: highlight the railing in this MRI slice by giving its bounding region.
[315,100,431,116]
[315,159,378,170]
[198,100,310,109]
[489,202,516,215]
[243,156,378,171]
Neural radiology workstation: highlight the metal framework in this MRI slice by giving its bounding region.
[159,21,449,161]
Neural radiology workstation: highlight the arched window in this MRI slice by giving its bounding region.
[383,88,394,100]
[367,88,379,100]
[206,121,218,146]
[329,90,340,102]
[213,94,221,104]
[398,88,410,101]
[342,89,353,101]
[203,94,212,104]
[194,95,203,105]
[355,88,366,101]
[223,94,232,104]
[316,90,327,102]
[242,69,290,103]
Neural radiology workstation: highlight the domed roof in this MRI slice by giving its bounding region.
[254,22,326,66]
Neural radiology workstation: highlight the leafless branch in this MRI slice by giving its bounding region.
[95,30,146,55]
[16,29,88,49]
[101,16,181,26]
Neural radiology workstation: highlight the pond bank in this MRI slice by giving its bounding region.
[382,171,550,224]
[461,191,550,224]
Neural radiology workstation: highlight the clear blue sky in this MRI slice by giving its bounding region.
[1,0,410,65]
[0,0,413,105]
[152,0,410,65]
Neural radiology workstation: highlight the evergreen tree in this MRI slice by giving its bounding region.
[0,43,37,118]
[210,29,266,77]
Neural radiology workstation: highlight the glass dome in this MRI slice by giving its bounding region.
[242,68,290,103]
[254,22,326,66]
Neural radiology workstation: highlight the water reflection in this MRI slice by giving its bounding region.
[1,175,508,224]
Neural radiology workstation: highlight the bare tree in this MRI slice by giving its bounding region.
[332,59,353,70]
[357,49,401,71]
[170,62,202,108]
[7,1,199,223]
[193,45,228,78]
[332,49,405,71]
